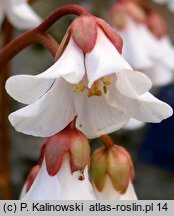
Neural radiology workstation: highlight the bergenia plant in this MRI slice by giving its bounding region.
[111,0,174,87]
[0,4,173,200]
[0,0,41,30]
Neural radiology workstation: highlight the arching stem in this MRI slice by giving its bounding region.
[0,5,88,70]
[100,135,115,148]
[0,20,13,200]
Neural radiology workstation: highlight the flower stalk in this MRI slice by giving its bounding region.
[0,20,14,200]
[0,5,88,70]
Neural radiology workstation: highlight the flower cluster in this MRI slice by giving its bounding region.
[3,4,173,200]
[111,0,174,87]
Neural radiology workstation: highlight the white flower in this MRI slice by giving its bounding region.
[6,27,173,138]
[0,0,41,29]
[93,177,137,200]
[21,156,96,200]
[119,18,174,86]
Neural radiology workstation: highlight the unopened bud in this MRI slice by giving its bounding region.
[71,14,97,53]
[91,144,134,194]
[40,122,90,176]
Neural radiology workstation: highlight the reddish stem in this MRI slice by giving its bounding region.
[100,135,114,148]
[0,5,88,70]
[0,20,13,200]
[36,5,88,33]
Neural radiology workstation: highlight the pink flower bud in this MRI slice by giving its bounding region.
[40,122,90,176]
[71,14,97,53]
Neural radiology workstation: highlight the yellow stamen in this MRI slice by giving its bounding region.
[101,77,112,86]
[88,81,102,97]
[73,81,86,92]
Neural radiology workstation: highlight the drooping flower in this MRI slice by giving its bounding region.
[21,123,96,200]
[91,143,137,200]
[21,157,96,200]
[0,0,41,29]
[6,14,172,138]
[111,1,174,86]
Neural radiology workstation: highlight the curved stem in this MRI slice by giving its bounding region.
[100,135,115,148]
[0,32,58,70]
[0,5,88,70]
[0,20,13,200]
[36,5,88,33]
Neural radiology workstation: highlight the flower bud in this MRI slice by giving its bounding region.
[71,14,97,53]
[40,122,90,176]
[91,144,134,195]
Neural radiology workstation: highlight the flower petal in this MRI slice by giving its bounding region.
[116,70,152,99]
[115,91,173,122]
[120,181,138,200]
[120,18,153,69]
[6,75,55,104]
[56,156,96,200]
[124,119,145,130]
[85,28,131,88]
[6,38,85,104]
[22,160,62,200]
[6,0,41,29]
[9,79,76,137]
[74,91,129,139]
[158,36,174,69]
[22,156,96,200]
[38,37,85,84]
[93,176,121,200]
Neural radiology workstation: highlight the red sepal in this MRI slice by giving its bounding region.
[25,165,40,193]
[71,14,97,53]
[96,18,123,54]
[44,131,69,176]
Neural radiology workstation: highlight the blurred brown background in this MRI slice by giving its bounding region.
[0,0,174,199]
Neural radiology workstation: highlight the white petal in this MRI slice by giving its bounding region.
[116,70,152,99]
[22,156,96,200]
[120,19,153,69]
[120,182,138,200]
[6,75,55,104]
[56,156,96,200]
[115,91,173,122]
[144,63,173,87]
[86,28,132,88]
[6,38,85,104]
[22,160,62,200]
[38,37,85,84]
[139,25,162,60]
[158,36,174,69]
[9,79,76,137]
[74,91,129,139]
[123,119,145,130]
[93,176,121,200]
[6,0,41,29]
